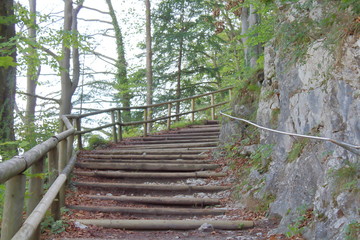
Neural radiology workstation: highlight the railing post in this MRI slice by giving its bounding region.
[191,98,195,122]
[27,156,44,240]
[58,136,67,209]
[229,88,232,101]
[67,119,75,159]
[48,147,60,220]
[111,110,118,143]
[144,108,148,137]
[211,93,215,120]
[117,110,122,142]
[76,118,82,149]
[1,174,26,240]
[167,103,172,130]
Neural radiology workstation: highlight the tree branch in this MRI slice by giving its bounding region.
[17,91,61,104]
[77,18,113,25]
[82,6,110,15]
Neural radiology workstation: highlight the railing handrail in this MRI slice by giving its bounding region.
[0,116,75,184]
[67,87,233,149]
[66,87,233,119]
[220,109,360,156]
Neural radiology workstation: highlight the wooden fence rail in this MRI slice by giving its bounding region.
[68,87,233,149]
[0,87,232,240]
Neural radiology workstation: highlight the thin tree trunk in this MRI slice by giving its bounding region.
[145,0,153,132]
[60,0,73,117]
[106,0,131,122]
[25,0,39,127]
[241,5,262,69]
[0,0,17,158]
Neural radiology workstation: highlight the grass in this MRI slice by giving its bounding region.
[329,161,360,196]
[287,138,310,163]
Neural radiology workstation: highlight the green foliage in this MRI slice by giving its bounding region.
[41,215,68,234]
[286,204,312,237]
[270,108,280,127]
[254,193,276,213]
[122,127,143,138]
[250,144,274,173]
[0,56,17,68]
[0,184,5,221]
[344,221,360,240]
[329,162,360,194]
[170,119,204,129]
[274,0,360,66]
[287,138,310,163]
[87,134,109,150]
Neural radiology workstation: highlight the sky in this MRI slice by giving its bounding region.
[16,0,153,113]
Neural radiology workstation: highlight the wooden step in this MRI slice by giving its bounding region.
[69,205,227,215]
[126,139,217,144]
[81,154,208,160]
[75,170,227,179]
[114,142,218,149]
[86,195,220,206]
[87,149,211,155]
[148,132,219,137]
[76,219,254,230]
[76,162,220,171]
[130,136,219,141]
[176,127,220,133]
[80,159,213,164]
[74,182,230,192]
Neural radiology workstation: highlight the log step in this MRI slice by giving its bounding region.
[86,195,220,206]
[87,149,211,154]
[114,142,218,149]
[176,127,220,133]
[148,132,219,137]
[80,159,213,164]
[81,154,208,159]
[76,219,254,230]
[69,205,227,215]
[75,170,227,178]
[126,139,218,144]
[131,136,219,141]
[74,182,230,192]
[76,162,220,171]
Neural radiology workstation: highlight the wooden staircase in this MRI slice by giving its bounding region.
[66,120,254,237]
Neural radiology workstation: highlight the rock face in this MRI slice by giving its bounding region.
[220,3,360,239]
[259,35,360,239]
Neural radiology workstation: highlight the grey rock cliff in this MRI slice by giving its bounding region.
[220,15,359,240]
[259,36,359,239]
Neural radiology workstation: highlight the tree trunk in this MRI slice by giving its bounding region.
[60,0,73,117]
[145,0,153,132]
[0,0,17,158]
[25,0,39,128]
[106,0,131,122]
[241,5,262,69]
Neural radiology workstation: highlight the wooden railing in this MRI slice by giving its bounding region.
[0,87,232,240]
[68,87,233,149]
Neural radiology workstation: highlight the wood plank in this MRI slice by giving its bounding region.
[86,195,220,206]
[69,205,226,215]
[76,162,220,171]
[75,170,227,178]
[74,182,230,191]
[76,219,254,230]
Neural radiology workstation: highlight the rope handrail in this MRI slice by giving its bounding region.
[220,109,360,156]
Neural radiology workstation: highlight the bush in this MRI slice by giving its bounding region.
[87,134,108,149]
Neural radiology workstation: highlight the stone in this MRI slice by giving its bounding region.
[198,223,214,232]
[74,221,88,229]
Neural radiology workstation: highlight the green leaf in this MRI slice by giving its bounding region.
[0,56,17,68]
